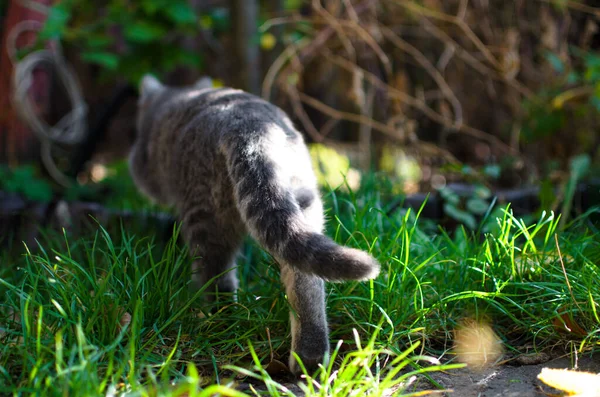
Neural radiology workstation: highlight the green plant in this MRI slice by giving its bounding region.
[0,162,158,211]
[1,171,599,395]
[522,48,600,159]
[0,165,53,202]
[437,181,505,233]
[40,0,204,83]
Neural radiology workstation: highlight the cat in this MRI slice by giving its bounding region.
[128,74,380,374]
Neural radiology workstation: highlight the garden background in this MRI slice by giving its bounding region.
[1,1,599,396]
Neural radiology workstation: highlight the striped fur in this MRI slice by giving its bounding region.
[129,75,380,374]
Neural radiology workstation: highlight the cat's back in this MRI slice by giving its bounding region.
[163,87,301,143]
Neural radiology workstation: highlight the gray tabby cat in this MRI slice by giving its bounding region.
[129,74,380,374]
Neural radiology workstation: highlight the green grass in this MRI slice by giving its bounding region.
[1,173,599,396]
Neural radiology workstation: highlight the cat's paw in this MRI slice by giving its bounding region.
[288,349,330,376]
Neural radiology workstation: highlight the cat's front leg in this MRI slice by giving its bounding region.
[280,264,330,375]
[181,206,241,304]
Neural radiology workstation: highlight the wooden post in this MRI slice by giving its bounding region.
[0,0,52,164]
[230,0,260,94]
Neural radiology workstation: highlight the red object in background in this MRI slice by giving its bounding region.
[0,0,52,164]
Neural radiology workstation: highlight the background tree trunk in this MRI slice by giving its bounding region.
[230,0,260,94]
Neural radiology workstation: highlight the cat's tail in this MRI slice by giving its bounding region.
[221,133,380,282]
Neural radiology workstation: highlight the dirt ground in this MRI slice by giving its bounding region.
[418,355,600,397]
[237,354,600,396]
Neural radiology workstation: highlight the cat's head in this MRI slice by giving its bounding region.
[136,74,214,135]
[138,74,214,102]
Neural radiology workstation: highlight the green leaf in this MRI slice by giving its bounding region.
[177,50,203,69]
[21,180,53,202]
[466,198,489,215]
[140,0,161,14]
[444,203,477,230]
[461,165,473,175]
[439,188,460,206]
[475,185,492,199]
[483,164,501,179]
[284,0,304,10]
[591,96,600,112]
[567,72,579,85]
[81,51,119,70]
[545,52,564,74]
[569,154,591,180]
[208,8,230,32]
[3,166,53,202]
[118,54,154,84]
[40,3,71,40]
[166,2,197,25]
[584,54,600,82]
[124,22,166,43]
[550,0,569,11]
[84,35,114,49]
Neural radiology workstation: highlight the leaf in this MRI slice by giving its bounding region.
[84,35,114,49]
[287,72,299,86]
[483,164,501,179]
[40,3,71,40]
[444,203,477,229]
[567,71,579,85]
[550,0,569,11]
[466,198,489,215]
[475,185,492,199]
[585,53,600,82]
[591,96,600,112]
[177,51,203,69]
[439,188,460,206]
[552,306,588,337]
[124,21,166,43]
[22,182,53,202]
[117,54,153,84]
[285,0,304,10]
[208,8,230,32]
[538,368,600,395]
[569,154,591,180]
[263,359,289,376]
[81,51,119,70]
[187,362,199,380]
[545,52,565,74]
[166,2,197,25]
[199,14,213,29]
[140,0,161,15]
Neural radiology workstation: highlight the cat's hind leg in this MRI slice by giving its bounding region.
[283,188,330,375]
[281,264,329,375]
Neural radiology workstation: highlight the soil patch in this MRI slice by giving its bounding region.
[235,354,600,396]
[420,355,600,397]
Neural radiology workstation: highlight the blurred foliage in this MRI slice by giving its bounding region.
[0,165,54,202]
[39,0,205,83]
[309,144,361,190]
[260,0,600,190]
[12,0,600,209]
[522,49,600,152]
[35,0,309,84]
[0,162,155,211]
[439,185,502,232]
[379,147,422,194]
[97,161,163,211]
